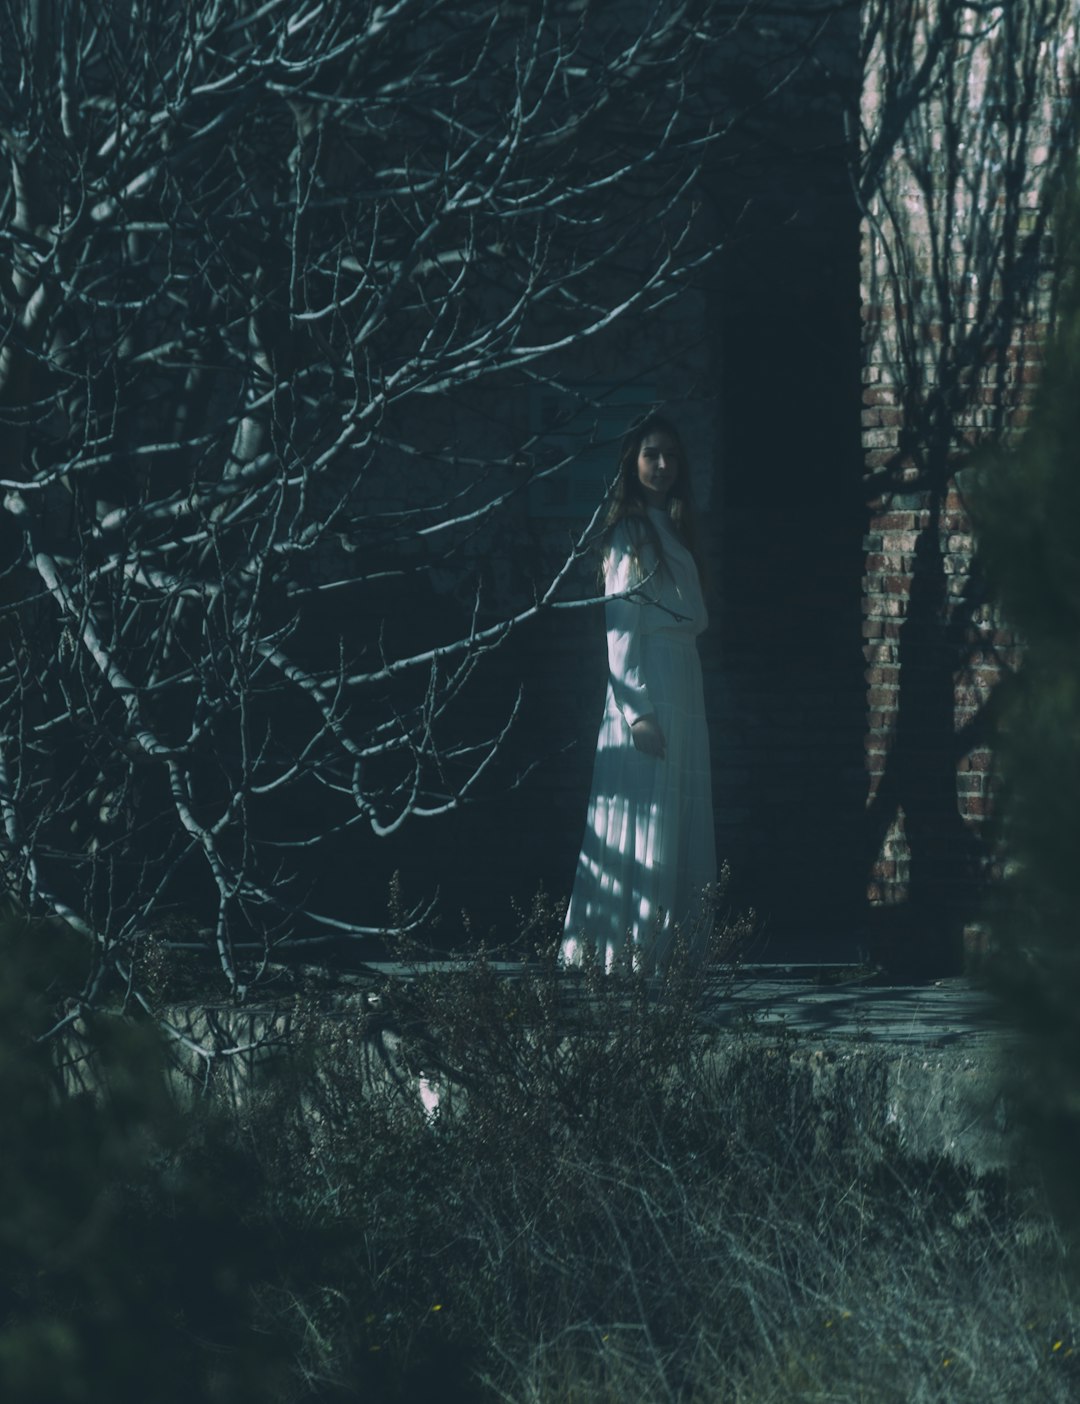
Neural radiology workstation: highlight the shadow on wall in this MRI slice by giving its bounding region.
[852,0,1075,974]
[862,495,992,975]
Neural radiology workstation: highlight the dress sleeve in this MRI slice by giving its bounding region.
[603,527,655,727]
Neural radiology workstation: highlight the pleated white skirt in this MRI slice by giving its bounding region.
[562,628,716,973]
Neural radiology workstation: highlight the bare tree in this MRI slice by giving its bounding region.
[855,0,1080,947]
[0,0,755,1019]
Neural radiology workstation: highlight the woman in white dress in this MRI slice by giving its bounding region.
[561,414,716,974]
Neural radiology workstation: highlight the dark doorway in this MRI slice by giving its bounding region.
[710,86,867,960]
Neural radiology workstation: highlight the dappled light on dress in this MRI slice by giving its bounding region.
[562,509,715,974]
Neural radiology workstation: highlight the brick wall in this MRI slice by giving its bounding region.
[858,0,1076,969]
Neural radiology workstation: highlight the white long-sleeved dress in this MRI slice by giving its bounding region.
[561,509,716,972]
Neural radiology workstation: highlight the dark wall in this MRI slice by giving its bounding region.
[709,114,867,959]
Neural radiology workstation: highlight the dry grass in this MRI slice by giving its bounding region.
[221,904,1079,1402]
[4,905,1077,1403]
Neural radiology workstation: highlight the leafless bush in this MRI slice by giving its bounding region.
[232,953,1077,1404]
[7,901,1075,1403]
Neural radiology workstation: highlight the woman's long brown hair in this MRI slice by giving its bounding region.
[599,413,704,586]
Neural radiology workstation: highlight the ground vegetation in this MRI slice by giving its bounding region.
[4,908,1077,1403]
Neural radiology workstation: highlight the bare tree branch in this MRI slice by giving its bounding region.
[1,0,753,1015]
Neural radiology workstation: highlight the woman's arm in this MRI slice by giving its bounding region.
[604,528,666,757]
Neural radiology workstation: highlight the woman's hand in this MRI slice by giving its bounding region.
[630,715,666,759]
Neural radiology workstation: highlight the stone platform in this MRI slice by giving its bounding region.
[62,964,1019,1177]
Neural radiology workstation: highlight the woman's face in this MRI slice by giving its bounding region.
[635,431,680,507]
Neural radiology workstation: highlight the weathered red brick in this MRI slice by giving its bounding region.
[862,407,905,427]
[863,428,901,448]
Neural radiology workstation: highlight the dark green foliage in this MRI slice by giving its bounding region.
[970,203,1080,1230]
[0,917,285,1404]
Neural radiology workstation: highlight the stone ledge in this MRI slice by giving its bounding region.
[55,971,1018,1177]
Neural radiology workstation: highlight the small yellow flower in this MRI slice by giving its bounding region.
[1052,1340,1063,1352]
[431,1304,443,1313]
[942,1359,952,1369]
